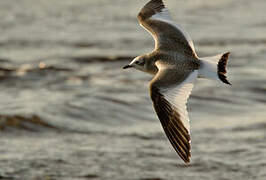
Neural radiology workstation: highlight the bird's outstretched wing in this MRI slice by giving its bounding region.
[150,61,197,163]
[138,0,196,58]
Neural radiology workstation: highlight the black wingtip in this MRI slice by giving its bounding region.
[138,0,166,21]
[150,86,192,164]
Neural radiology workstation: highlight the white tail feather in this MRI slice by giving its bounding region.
[198,54,222,80]
[198,52,231,85]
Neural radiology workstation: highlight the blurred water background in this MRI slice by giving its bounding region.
[0,0,266,179]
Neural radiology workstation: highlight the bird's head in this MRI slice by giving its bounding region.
[123,55,146,72]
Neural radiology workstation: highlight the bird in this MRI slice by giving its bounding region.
[123,0,231,164]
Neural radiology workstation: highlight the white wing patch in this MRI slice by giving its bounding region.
[161,70,198,132]
[151,7,172,22]
[150,7,196,53]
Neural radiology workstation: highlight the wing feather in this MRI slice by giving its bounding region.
[150,69,197,163]
[138,0,196,57]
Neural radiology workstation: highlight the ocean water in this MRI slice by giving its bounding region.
[0,0,266,179]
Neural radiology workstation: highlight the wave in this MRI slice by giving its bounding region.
[0,114,57,132]
[68,55,134,63]
[197,38,266,46]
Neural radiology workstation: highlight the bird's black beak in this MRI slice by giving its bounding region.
[123,65,133,69]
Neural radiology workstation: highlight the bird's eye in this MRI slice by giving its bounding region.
[139,61,145,66]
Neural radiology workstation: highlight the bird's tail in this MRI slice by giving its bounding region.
[198,52,231,85]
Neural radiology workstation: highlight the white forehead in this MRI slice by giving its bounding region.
[129,56,141,65]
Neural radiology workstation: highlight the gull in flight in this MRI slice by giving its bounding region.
[123,0,231,164]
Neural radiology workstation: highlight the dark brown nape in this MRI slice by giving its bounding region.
[218,52,231,85]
